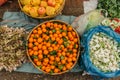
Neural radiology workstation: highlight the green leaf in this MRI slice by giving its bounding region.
[54,62,58,66]
[60,55,65,60]
[45,31,49,35]
[37,65,42,69]
[53,41,57,44]
[60,29,67,33]
[50,50,57,55]
[58,46,62,50]
[46,27,50,30]
[60,29,63,33]
[63,30,68,34]
[32,55,38,59]
[52,29,56,33]
[63,42,69,48]
[43,55,47,58]
[33,44,37,47]
[58,65,64,70]
[74,44,76,48]
[111,0,116,4]
[50,70,54,74]
[62,37,68,41]
[48,38,53,44]
[33,36,37,39]
[67,49,73,54]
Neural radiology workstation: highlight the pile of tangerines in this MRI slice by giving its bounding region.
[28,21,79,74]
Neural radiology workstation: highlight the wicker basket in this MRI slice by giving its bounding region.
[27,20,80,75]
[18,0,65,19]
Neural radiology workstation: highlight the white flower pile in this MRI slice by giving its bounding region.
[89,32,120,72]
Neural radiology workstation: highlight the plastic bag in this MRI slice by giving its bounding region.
[72,9,106,35]
[83,0,98,13]
[80,26,120,78]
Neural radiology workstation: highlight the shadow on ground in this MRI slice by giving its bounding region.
[0,70,120,80]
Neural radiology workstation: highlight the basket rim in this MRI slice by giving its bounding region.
[18,0,65,19]
[26,20,81,75]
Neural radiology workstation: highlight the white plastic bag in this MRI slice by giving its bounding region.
[83,0,98,13]
[72,9,106,35]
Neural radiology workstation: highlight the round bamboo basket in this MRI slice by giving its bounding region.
[18,0,65,19]
[27,20,80,75]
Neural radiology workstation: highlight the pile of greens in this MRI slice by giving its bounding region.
[97,0,120,18]
[0,25,27,72]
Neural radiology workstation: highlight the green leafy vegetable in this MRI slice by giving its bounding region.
[97,0,120,18]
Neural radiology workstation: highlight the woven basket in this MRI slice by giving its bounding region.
[18,0,65,19]
[27,20,80,75]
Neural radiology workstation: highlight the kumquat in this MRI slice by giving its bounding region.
[27,20,80,75]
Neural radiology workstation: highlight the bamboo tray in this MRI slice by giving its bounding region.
[18,0,65,19]
[27,20,80,75]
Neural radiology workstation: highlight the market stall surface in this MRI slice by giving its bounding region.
[0,0,120,80]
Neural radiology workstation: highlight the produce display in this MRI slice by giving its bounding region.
[90,32,120,72]
[27,21,79,74]
[0,0,120,78]
[0,25,27,72]
[102,18,120,34]
[97,0,120,18]
[19,0,64,17]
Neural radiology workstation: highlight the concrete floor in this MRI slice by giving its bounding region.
[0,70,97,80]
[0,70,120,80]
